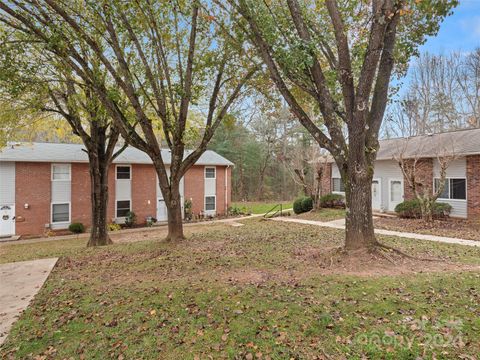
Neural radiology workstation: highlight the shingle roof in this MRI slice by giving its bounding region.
[0,142,234,166]
[376,128,480,160]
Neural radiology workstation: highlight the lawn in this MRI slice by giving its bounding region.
[294,208,346,222]
[231,201,293,214]
[1,220,480,359]
[374,216,480,241]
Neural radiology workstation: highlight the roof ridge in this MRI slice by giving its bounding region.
[380,127,480,142]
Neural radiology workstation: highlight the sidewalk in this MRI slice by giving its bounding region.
[271,217,480,248]
[0,210,293,245]
[0,258,58,345]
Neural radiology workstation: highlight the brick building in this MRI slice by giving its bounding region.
[323,128,480,219]
[0,143,233,237]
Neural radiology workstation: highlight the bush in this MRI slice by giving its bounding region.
[394,199,452,219]
[320,193,345,208]
[107,223,122,231]
[184,199,193,220]
[293,196,313,214]
[68,222,85,234]
[146,216,157,227]
[228,205,248,216]
[125,211,137,227]
[301,197,314,212]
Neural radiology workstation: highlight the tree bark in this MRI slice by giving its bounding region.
[343,163,378,250]
[87,153,113,247]
[165,178,185,241]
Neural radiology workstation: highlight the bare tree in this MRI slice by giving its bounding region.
[394,141,457,222]
[384,50,480,138]
[0,1,257,241]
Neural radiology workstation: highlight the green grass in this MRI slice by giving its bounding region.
[0,237,88,264]
[231,201,293,214]
[295,207,346,222]
[1,220,480,359]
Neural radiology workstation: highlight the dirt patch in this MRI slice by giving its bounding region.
[292,245,480,277]
[375,217,480,241]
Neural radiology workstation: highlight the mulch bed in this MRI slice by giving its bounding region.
[374,217,480,241]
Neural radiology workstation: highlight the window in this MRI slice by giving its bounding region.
[116,166,131,180]
[332,177,345,192]
[434,178,466,200]
[116,200,131,217]
[205,167,216,179]
[205,196,216,211]
[52,164,70,181]
[52,203,70,223]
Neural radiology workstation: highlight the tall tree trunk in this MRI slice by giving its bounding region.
[343,160,378,250]
[87,154,112,247]
[165,179,185,241]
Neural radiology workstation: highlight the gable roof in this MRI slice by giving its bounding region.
[0,142,234,166]
[376,128,480,160]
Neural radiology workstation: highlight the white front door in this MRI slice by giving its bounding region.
[372,179,381,210]
[0,204,15,237]
[157,199,168,222]
[388,179,404,211]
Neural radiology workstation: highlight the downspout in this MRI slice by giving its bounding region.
[225,165,229,214]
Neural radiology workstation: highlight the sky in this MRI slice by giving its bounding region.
[419,0,480,54]
[396,0,480,96]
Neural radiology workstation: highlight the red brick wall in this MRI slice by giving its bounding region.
[15,162,51,236]
[71,163,91,226]
[467,155,480,220]
[131,164,157,223]
[184,166,205,216]
[321,163,332,196]
[403,158,433,201]
[13,161,233,235]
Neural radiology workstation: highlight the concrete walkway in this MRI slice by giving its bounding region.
[271,217,480,248]
[0,258,58,345]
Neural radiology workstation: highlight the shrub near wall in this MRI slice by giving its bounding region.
[320,193,345,208]
[293,196,313,214]
[395,199,452,219]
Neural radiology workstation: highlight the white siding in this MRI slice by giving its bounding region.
[156,168,184,199]
[372,160,404,212]
[51,181,71,202]
[433,157,466,178]
[204,166,216,214]
[51,163,71,229]
[156,168,184,220]
[331,164,341,179]
[204,168,216,196]
[333,158,468,218]
[331,160,404,211]
[116,180,131,201]
[433,157,467,218]
[0,162,15,204]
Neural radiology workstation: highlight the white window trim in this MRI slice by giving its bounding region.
[331,177,345,194]
[434,177,467,202]
[116,164,132,180]
[115,199,132,219]
[205,166,216,179]
[51,163,71,181]
[204,195,216,212]
[51,201,71,224]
